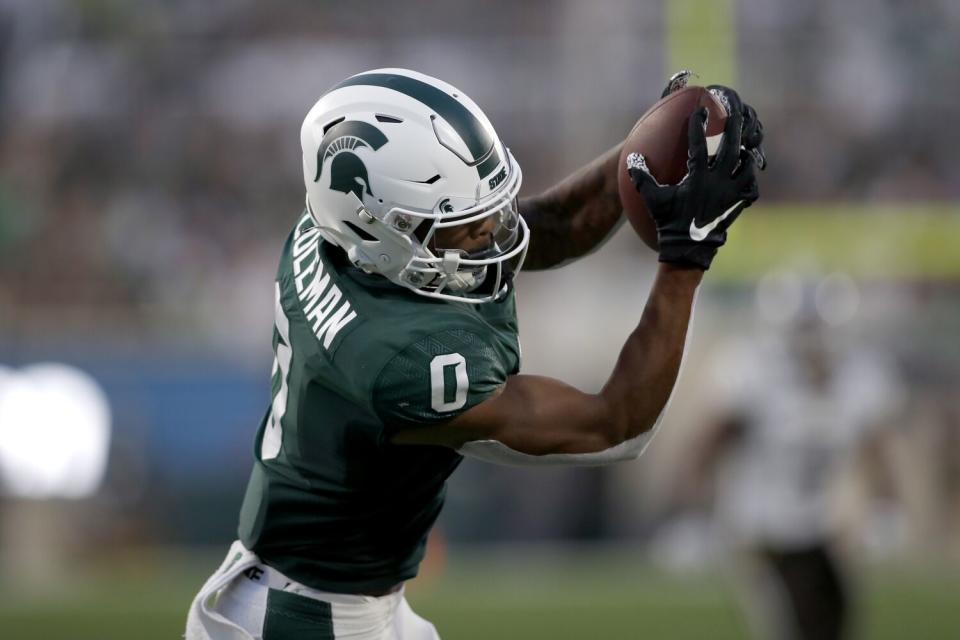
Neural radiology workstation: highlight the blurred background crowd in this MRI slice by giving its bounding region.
[1,0,959,638]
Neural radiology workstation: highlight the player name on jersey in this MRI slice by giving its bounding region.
[291,214,357,349]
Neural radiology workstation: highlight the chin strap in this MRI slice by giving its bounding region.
[440,250,487,293]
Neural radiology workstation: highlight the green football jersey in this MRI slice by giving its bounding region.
[238,212,520,594]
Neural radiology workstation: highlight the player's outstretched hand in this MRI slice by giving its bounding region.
[706,85,767,171]
[661,73,768,171]
[626,95,759,270]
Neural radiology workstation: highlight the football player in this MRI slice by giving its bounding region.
[681,274,904,640]
[186,68,763,640]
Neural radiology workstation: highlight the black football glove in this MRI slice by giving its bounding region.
[661,72,767,171]
[660,69,695,98]
[706,84,766,170]
[626,94,759,270]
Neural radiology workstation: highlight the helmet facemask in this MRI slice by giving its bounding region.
[389,156,528,303]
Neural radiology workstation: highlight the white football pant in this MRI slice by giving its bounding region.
[185,540,440,640]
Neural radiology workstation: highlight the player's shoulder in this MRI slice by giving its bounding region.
[271,215,363,362]
[366,318,513,430]
[835,345,905,422]
[705,333,791,416]
[274,211,518,422]
[275,211,498,352]
[315,294,513,432]
[334,290,514,386]
[336,282,519,428]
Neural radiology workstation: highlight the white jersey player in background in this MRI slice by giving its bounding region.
[684,271,906,640]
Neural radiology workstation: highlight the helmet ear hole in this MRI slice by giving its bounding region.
[343,220,378,242]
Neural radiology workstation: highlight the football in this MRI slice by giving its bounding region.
[617,86,728,250]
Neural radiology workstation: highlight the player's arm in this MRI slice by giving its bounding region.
[518,144,624,271]
[520,78,766,272]
[394,93,760,465]
[393,263,701,462]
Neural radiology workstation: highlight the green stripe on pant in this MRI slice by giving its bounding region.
[263,589,335,640]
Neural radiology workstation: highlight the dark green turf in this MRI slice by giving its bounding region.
[0,548,956,640]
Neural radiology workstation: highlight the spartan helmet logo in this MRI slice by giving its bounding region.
[315,120,389,202]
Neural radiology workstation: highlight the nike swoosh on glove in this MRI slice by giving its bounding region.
[626,92,760,270]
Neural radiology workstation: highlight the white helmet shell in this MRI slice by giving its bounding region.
[301,68,528,303]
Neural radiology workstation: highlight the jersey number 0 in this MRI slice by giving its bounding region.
[430,353,468,412]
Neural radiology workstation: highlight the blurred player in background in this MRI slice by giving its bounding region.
[683,273,905,640]
[185,68,764,639]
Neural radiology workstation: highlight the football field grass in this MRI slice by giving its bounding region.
[1,546,957,639]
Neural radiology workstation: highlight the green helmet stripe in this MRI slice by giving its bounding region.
[333,72,501,178]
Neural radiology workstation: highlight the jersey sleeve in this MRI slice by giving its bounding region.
[372,328,509,432]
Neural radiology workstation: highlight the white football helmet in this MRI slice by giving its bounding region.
[301,68,528,304]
